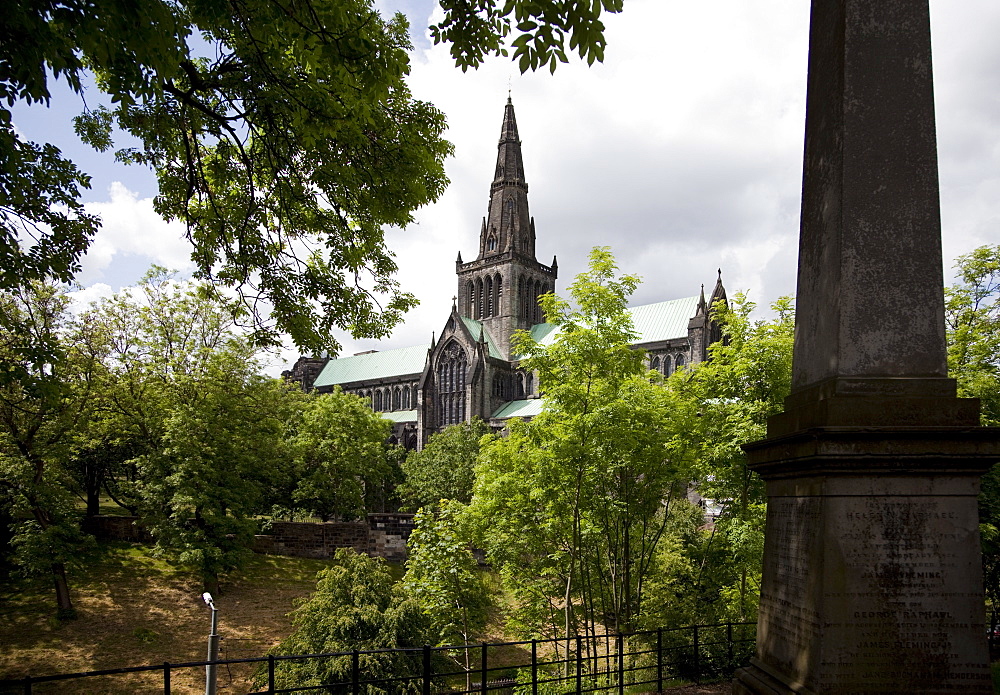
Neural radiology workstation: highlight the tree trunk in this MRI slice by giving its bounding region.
[52,562,76,620]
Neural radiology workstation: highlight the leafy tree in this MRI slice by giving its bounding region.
[398,418,491,511]
[0,282,105,617]
[945,244,1000,426]
[290,389,394,522]
[471,247,685,642]
[84,270,303,591]
[268,549,430,694]
[404,500,490,688]
[661,293,795,623]
[4,0,451,354]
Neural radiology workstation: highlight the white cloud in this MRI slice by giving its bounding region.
[78,182,193,287]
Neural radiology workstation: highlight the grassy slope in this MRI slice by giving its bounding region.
[0,542,337,694]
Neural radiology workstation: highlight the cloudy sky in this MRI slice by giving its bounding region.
[11,0,1000,368]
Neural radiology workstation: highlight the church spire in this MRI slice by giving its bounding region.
[479,98,534,260]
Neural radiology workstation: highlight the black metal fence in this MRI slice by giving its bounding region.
[0,622,755,694]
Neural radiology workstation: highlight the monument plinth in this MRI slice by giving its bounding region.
[733,1,1000,693]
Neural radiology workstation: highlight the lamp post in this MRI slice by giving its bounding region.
[202,592,219,695]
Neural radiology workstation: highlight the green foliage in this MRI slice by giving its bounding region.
[471,247,685,638]
[404,501,490,647]
[431,0,623,73]
[268,549,430,693]
[399,419,491,510]
[83,270,305,589]
[661,294,795,622]
[0,281,105,616]
[4,0,452,354]
[290,389,393,522]
[945,244,1000,426]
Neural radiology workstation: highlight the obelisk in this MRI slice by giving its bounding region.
[733,1,1000,693]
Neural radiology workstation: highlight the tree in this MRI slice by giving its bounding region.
[268,549,430,694]
[290,389,394,522]
[85,269,303,591]
[471,247,685,642]
[945,244,1000,426]
[0,282,104,617]
[4,0,451,354]
[398,418,491,511]
[661,293,795,623]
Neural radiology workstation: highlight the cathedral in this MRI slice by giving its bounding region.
[283,98,726,450]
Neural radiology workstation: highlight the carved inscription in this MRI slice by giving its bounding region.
[758,493,989,691]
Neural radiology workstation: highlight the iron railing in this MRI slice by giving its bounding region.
[0,621,755,694]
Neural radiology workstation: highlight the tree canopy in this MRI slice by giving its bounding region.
[4,0,452,354]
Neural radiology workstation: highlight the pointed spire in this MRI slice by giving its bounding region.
[430,331,436,350]
[479,325,486,344]
[478,98,533,261]
[551,255,558,271]
[451,296,457,312]
[456,251,463,264]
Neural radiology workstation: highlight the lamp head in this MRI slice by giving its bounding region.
[202,592,214,607]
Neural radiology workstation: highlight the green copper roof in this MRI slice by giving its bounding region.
[313,344,429,388]
[491,398,545,419]
[523,296,699,351]
[459,317,504,359]
[629,296,700,344]
[380,409,417,423]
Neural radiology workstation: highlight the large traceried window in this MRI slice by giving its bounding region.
[437,341,467,426]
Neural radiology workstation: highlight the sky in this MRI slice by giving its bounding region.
[11,0,1000,369]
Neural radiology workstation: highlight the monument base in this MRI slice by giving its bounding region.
[734,425,999,695]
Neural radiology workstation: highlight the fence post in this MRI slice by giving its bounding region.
[656,628,663,693]
[423,645,431,695]
[164,662,171,695]
[481,642,488,693]
[692,625,700,684]
[727,622,734,668]
[352,650,360,695]
[575,636,582,694]
[268,654,275,694]
[616,634,624,695]
[531,639,537,695]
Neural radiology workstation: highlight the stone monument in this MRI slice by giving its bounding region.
[733,1,1000,693]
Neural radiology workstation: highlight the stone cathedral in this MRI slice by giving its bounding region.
[283,99,726,450]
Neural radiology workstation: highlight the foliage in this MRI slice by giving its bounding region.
[290,389,393,522]
[404,500,490,647]
[0,282,104,617]
[398,418,491,511]
[432,0,622,73]
[4,0,452,354]
[84,270,305,590]
[661,294,795,623]
[471,247,685,640]
[945,244,1000,426]
[268,549,430,694]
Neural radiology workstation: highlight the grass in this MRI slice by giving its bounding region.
[0,541,339,694]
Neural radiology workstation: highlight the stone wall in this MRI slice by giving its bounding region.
[84,513,416,562]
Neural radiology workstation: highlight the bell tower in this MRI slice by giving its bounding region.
[456,98,557,359]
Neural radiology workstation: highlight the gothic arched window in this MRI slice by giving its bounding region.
[651,355,660,373]
[487,234,498,252]
[476,278,485,319]
[392,387,400,411]
[518,276,526,320]
[675,354,685,371]
[467,281,475,317]
[402,386,410,410]
[436,341,467,426]
[486,276,494,317]
[374,389,383,411]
